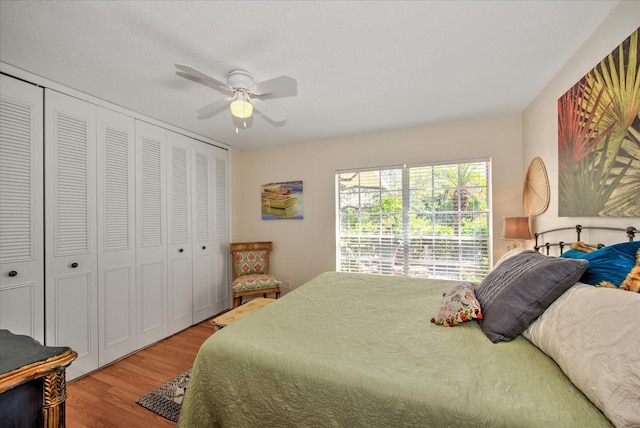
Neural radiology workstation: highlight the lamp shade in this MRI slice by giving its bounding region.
[230,93,253,119]
[501,217,532,240]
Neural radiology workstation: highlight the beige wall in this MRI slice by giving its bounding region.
[232,114,523,291]
[522,1,640,244]
[233,2,640,291]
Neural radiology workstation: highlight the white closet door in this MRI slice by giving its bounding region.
[97,107,137,365]
[45,90,98,380]
[167,131,192,334]
[135,121,167,347]
[192,140,229,322]
[212,145,230,312]
[0,75,44,342]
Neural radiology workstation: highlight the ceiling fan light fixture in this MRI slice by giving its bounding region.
[230,92,253,119]
[176,64,296,126]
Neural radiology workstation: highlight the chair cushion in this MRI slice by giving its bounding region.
[232,274,282,292]
[234,250,269,275]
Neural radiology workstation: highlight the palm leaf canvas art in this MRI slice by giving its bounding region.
[558,28,640,217]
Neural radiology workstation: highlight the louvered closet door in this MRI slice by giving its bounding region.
[97,107,137,365]
[45,90,98,380]
[211,145,230,314]
[0,75,44,342]
[167,131,192,335]
[135,121,167,347]
[192,140,229,323]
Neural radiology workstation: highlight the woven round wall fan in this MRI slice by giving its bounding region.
[523,156,550,215]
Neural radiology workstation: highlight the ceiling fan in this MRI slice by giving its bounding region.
[175,64,297,127]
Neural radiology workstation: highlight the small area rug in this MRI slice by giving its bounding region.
[136,369,191,423]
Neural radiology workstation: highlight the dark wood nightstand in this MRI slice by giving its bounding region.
[0,330,77,427]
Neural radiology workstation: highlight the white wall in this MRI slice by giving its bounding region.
[232,114,523,290]
[522,1,640,245]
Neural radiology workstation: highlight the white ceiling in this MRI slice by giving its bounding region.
[0,1,618,150]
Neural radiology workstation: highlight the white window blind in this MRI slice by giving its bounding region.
[336,160,490,281]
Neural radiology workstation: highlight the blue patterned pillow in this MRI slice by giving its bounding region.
[560,241,640,287]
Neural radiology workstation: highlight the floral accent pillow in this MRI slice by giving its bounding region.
[431,282,483,327]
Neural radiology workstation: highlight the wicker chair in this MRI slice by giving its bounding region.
[230,242,282,308]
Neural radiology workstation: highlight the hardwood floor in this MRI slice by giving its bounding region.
[66,320,216,427]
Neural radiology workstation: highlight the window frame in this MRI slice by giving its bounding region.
[335,158,492,281]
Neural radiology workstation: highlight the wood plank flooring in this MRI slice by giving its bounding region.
[66,320,216,427]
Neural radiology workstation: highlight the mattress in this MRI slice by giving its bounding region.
[178,271,611,427]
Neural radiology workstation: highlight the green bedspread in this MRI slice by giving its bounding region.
[178,272,611,427]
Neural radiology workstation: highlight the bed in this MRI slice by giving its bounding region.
[178,226,639,428]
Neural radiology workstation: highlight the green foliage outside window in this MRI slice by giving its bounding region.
[337,161,490,281]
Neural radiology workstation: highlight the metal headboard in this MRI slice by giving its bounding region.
[534,225,637,255]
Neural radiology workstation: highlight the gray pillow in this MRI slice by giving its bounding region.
[475,250,587,343]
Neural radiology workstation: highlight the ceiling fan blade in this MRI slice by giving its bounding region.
[251,75,297,96]
[252,100,286,124]
[196,98,230,119]
[175,63,232,93]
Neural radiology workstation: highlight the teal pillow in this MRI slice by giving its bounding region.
[560,241,640,287]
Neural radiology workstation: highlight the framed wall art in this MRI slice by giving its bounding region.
[261,180,303,220]
[558,28,639,217]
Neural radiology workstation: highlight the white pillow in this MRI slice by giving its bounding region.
[492,246,528,271]
[523,283,640,428]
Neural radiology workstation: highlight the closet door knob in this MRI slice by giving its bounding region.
[71,262,79,268]
[202,246,206,250]
[178,248,184,253]
[8,271,18,277]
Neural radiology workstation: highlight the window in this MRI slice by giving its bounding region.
[336,160,490,281]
